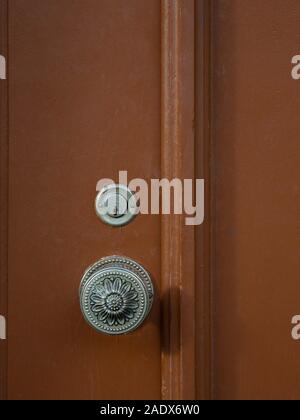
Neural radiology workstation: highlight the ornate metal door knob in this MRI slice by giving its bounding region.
[79,256,154,335]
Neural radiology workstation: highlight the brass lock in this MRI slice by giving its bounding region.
[79,256,154,335]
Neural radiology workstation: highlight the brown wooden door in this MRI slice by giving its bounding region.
[1,0,300,401]
[1,0,163,401]
[0,0,197,401]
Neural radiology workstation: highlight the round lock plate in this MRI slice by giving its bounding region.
[95,184,137,227]
[79,257,154,335]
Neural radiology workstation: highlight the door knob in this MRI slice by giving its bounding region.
[79,256,154,335]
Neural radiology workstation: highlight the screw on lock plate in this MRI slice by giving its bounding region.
[95,184,138,227]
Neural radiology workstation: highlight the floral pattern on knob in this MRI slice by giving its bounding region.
[79,257,154,335]
[90,277,139,327]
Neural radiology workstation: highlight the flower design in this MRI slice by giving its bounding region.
[90,277,139,327]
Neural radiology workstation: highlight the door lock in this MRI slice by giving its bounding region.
[95,184,138,227]
[79,256,154,335]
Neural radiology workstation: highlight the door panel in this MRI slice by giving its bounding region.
[1,0,197,401]
[7,0,161,400]
[213,0,300,400]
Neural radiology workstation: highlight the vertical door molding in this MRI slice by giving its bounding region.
[0,0,8,401]
[161,0,196,400]
[195,0,213,400]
